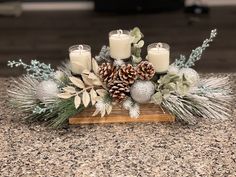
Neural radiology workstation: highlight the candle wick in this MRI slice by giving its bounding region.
[78,45,83,54]
[156,43,163,49]
[117,29,123,36]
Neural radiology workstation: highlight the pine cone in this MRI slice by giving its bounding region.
[118,64,137,85]
[98,63,117,86]
[109,80,130,102]
[137,61,155,80]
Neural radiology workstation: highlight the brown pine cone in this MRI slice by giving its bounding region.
[118,64,137,85]
[137,61,155,80]
[98,63,117,86]
[109,80,130,102]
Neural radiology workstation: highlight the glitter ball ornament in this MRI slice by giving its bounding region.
[130,80,155,104]
[36,80,59,102]
[179,68,200,86]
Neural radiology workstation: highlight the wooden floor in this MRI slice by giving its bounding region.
[0,7,235,76]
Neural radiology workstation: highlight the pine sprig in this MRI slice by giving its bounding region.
[8,75,40,113]
[160,76,233,124]
[26,98,84,128]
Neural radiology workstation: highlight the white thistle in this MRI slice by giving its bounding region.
[123,98,133,110]
[93,97,112,117]
[129,103,140,118]
[123,97,140,118]
[36,80,59,103]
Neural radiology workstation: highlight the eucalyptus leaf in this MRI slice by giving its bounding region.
[151,92,163,105]
[136,40,144,48]
[132,55,142,64]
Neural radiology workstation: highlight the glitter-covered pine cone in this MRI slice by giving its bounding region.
[98,62,117,86]
[137,61,155,80]
[109,80,130,102]
[118,64,138,85]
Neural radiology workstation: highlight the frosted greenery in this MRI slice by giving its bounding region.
[8,59,54,80]
[95,46,111,63]
[174,29,217,68]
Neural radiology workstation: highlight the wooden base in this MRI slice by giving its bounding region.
[69,104,175,125]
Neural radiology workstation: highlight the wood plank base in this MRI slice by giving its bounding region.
[69,104,175,125]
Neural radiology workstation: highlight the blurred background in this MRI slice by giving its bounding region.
[0,0,235,76]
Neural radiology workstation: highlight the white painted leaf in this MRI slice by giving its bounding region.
[92,58,99,74]
[82,91,90,107]
[69,76,85,89]
[106,105,112,115]
[71,62,86,74]
[74,95,81,109]
[63,86,76,94]
[88,73,102,86]
[96,89,107,96]
[81,74,93,86]
[90,89,97,105]
[82,69,90,75]
[88,72,98,80]
[57,93,73,99]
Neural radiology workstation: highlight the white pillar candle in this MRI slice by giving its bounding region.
[69,45,91,74]
[109,30,131,60]
[147,43,170,73]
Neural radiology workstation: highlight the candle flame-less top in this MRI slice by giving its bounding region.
[109,30,132,60]
[69,44,92,74]
[147,42,170,73]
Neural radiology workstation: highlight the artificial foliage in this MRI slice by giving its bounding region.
[7,27,233,128]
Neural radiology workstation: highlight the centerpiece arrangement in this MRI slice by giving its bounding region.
[8,27,233,128]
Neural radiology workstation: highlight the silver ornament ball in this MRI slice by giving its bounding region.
[36,80,59,102]
[179,68,200,86]
[130,80,155,104]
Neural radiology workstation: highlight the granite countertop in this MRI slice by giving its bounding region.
[0,74,235,177]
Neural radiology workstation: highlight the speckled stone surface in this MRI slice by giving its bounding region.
[0,74,235,177]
